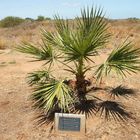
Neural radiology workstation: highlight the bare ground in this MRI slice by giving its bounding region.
[0,49,140,140]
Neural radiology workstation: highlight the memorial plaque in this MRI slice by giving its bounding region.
[58,117,80,131]
[55,113,85,134]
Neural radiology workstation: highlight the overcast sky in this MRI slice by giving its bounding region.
[0,0,140,19]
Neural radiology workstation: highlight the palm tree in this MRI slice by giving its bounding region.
[17,6,140,123]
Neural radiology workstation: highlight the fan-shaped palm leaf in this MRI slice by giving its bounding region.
[27,69,52,85]
[16,41,56,66]
[31,80,75,112]
[95,41,140,80]
[41,7,110,63]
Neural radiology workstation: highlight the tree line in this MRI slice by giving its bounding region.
[0,16,51,28]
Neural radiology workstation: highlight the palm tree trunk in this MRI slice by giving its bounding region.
[75,58,87,99]
[76,74,87,97]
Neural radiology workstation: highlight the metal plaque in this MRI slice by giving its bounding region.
[55,113,85,134]
[58,117,80,131]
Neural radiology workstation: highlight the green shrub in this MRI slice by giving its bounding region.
[127,17,140,23]
[36,16,45,21]
[45,17,51,20]
[0,16,25,28]
[25,17,34,22]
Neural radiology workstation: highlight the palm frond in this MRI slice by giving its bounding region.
[95,41,140,80]
[41,28,64,49]
[27,69,52,86]
[74,6,111,58]
[16,41,41,56]
[31,80,75,112]
[54,15,69,34]
[46,7,111,63]
[16,41,55,65]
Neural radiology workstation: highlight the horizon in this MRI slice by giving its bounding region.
[0,0,140,20]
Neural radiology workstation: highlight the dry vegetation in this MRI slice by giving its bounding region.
[0,19,140,50]
[0,19,140,140]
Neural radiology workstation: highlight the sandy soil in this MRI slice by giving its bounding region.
[0,49,140,140]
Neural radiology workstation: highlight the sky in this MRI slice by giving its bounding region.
[0,0,140,19]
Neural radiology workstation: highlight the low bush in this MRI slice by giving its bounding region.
[45,17,51,20]
[127,17,140,23]
[0,16,25,28]
[36,16,45,21]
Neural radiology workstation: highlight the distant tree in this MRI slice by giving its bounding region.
[37,16,45,21]
[127,17,140,22]
[45,17,51,20]
[25,17,34,22]
[0,16,24,28]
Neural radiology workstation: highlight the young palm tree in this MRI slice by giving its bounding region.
[17,6,140,122]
